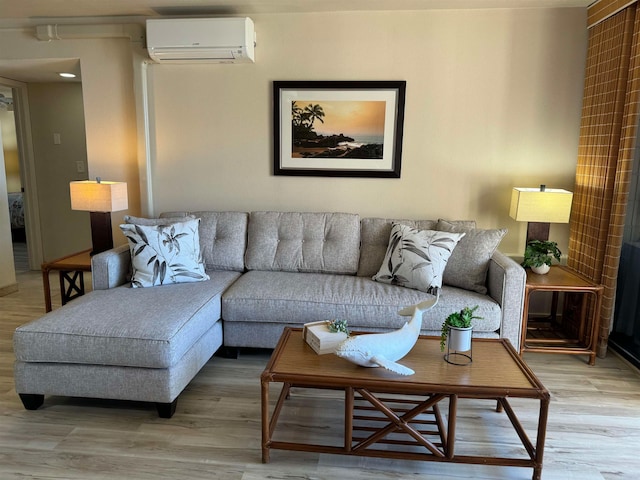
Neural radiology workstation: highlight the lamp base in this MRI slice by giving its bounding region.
[526,222,550,244]
[89,211,114,256]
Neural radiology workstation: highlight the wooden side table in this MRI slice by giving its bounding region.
[520,265,604,365]
[41,249,92,312]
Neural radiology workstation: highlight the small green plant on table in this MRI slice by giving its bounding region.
[440,305,482,352]
[521,240,561,268]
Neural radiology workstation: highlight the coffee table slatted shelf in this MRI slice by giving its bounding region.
[261,328,550,480]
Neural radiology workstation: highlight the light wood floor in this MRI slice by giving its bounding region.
[1,271,639,479]
[11,241,29,273]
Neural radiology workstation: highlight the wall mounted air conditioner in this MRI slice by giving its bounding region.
[146,17,255,64]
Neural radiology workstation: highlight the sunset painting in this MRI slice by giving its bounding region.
[291,100,386,159]
[274,81,406,178]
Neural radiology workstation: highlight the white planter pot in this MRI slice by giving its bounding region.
[448,326,472,352]
[531,264,550,275]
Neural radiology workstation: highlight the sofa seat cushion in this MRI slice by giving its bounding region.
[221,270,501,333]
[14,271,241,369]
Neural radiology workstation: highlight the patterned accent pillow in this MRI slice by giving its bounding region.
[120,218,209,288]
[373,222,465,293]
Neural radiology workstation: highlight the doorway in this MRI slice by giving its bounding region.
[0,59,90,276]
[0,85,28,272]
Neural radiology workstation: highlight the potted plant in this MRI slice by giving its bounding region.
[327,318,350,336]
[440,305,482,352]
[521,240,562,274]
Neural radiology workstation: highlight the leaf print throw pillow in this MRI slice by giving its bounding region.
[372,222,465,294]
[120,218,209,288]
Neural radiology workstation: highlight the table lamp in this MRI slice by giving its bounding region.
[509,185,573,244]
[70,178,128,255]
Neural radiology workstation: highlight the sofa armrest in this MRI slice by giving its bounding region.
[91,245,131,290]
[487,250,526,352]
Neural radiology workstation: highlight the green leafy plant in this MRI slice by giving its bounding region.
[327,319,350,336]
[521,240,562,268]
[440,306,482,351]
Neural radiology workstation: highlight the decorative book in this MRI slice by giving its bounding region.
[303,321,348,355]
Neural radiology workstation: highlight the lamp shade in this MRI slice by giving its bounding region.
[70,180,128,212]
[509,187,573,223]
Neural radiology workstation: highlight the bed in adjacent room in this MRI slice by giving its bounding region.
[8,191,25,241]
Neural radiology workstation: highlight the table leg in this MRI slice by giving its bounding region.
[586,291,599,366]
[550,291,559,323]
[345,387,353,452]
[42,268,52,313]
[261,377,270,463]
[446,394,457,459]
[520,290,532,355]
[59,271,67,305]
[532,396,550,480]
[578,293,588,342]
[60,270,85,306]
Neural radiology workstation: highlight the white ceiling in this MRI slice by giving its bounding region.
[0,59,81,84]
[0,0,594,87]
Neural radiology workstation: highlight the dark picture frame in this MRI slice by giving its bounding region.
[273,80,406,178]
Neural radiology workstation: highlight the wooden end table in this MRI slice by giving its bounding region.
[520,265,604,365]
[41,249,92,312]
[261,328,550,480]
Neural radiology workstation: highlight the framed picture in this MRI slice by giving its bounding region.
[273,80,406,178]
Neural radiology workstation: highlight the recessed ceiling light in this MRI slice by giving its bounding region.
[58,72,76,78]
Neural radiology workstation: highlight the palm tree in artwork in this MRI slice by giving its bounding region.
[291,101,304,127]
[303,103,325,128]
[292,102,326,143]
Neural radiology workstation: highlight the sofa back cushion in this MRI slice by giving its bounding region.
[161,211,248,272]
[357,217,476,277]
[436,219,507,294]
[245,211,361,274]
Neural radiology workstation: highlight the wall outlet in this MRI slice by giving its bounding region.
[76,161,85,173]
[53,133,61,144]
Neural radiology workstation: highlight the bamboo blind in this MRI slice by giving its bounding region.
[589,0,638,28]
[569,5,639,356]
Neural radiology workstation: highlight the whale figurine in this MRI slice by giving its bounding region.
[334,297,439,376]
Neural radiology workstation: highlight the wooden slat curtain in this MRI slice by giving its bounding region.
[569,3,640,356]
[589,0,638,27]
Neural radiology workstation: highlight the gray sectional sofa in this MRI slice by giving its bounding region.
[13,211,526,417]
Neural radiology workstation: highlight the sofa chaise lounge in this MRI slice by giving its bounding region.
[13,211,526,417]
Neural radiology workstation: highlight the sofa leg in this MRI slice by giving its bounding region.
[156,399,177,418]
[19,393,44,410]
[216,346,239,359]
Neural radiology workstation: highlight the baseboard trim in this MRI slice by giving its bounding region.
[0,282,19,297]
[609,345,640,375]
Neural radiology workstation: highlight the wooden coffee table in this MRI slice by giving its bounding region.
[261,328,550,480]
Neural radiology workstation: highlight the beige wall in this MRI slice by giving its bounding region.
[0,6,587,268]
[149,8,587,256]
[0,32,139,263]
[28,82,91,259]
